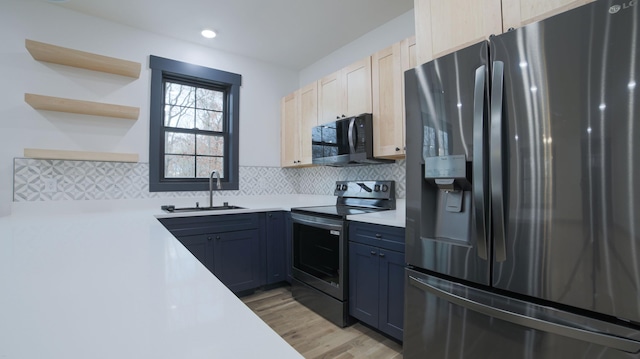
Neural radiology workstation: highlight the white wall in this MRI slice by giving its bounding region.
[299,9,415,87]
[0,0,298,215]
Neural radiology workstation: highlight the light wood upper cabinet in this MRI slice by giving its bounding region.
[401,36,418,70]
[298,81,319,165]
[280,82,319,167]
[318,71,341,125]
[372,42,404,159]
[414,0,502,64]
[502,0,595,31]
[318,57,372,125]
[280,92,299,167]
[371,36,416,159]
[342,57,372,118]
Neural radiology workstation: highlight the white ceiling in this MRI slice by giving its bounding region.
[52,0,414,70]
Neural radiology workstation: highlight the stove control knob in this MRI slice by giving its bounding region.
[374,184,381,192]
[382,184,389,192]
[336,184,342,191]
[341,184,348,191]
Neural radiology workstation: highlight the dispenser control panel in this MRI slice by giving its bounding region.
[424,154,466,179]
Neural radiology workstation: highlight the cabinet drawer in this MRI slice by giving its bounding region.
[349,222,405,253]
[159,213,259,236]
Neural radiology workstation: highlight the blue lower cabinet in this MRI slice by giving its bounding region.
[265,211,286,285]
[159,214,263,294]
[284,213,293,284]
[177,234,215,274]
[213,229,261,293]
[349,242,380,328]
[378,248,405,341]
[349,222,405,341]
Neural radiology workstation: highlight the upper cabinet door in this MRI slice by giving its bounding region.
[502,0,595,31]
[372,42,404,159]
[318,71,341,125]
[318,57,373,124]
[342,56,372,118]
[298,81,318,165]
[414,0,502,63]
[280,91,299,167]
[401,36,417,71]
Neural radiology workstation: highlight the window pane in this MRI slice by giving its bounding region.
[196,88,224,111]
[165,105,195,129]
[195,109,223,131]
[165,83,196,107]
[196,156,224,178]
[196,134,224,156]
[165,155,195,178]
[165,132,195,155]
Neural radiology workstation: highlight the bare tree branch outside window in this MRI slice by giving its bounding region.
[163,81,225,179]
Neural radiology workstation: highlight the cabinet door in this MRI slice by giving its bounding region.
[298,81,318,165]
[213,229,261,293]
[349,242,380,329]
[265,212,286,285]
[415,0,502,60]
[401,36,417,70]
[342,56,372,117]
[284,213,293,284]
[281,91,300,167]
[318,71,341,125]
[502,0,594,32]
[176,234,215,275]
[372,43,404,159]
[378,248,405,341]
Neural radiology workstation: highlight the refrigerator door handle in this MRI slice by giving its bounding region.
[473,65,488,260]
[490,60,507,262]
[408,275,640,354]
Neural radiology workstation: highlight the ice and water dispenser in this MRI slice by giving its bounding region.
[420,149,473,245]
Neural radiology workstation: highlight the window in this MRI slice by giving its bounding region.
[149,56,241,192]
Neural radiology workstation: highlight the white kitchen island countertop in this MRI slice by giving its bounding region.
[0,194,405,358]
[0,195,331,359]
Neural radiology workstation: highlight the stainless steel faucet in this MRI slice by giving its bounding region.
[209,170,221,207]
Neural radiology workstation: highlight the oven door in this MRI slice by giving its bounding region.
[291,212,346,301]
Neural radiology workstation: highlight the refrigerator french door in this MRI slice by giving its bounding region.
[404,0,640,357]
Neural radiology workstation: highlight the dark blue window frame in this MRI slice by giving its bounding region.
[149,55,241,192]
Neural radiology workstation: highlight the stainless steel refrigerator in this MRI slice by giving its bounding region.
[404,0,640,357]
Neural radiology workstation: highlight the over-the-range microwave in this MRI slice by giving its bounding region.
[311,113,394,166]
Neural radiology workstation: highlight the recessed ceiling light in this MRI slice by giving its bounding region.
[201,29,217,39]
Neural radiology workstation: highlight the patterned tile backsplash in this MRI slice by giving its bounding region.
[13,158,406,202]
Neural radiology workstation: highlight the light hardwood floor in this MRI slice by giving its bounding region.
[241,286,403,359]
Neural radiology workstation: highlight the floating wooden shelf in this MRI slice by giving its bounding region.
[25,93,139,120]
[25,39,141,78]
[24,148,139,163]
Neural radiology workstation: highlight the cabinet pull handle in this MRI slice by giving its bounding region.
[370,251,377,255]
[216,236,221,240]
[395,147,400,151]
[208,236,212,241]
[379,253,385,258]
[375,233,382,238]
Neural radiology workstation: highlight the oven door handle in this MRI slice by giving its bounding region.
[290,212,343,231]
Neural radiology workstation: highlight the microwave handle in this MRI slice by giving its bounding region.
[348,117,356,153]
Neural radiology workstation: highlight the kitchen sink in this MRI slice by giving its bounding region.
[161,203,244,213]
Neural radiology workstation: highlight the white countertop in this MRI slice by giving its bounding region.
[0,195,405,358]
